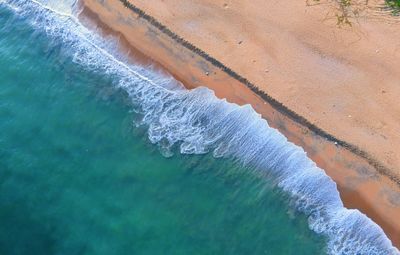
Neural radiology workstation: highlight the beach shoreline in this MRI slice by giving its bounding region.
[78,0,400,248]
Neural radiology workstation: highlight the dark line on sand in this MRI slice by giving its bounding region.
[118,0,399,186]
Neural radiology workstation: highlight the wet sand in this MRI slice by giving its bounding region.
[129,0,400,176]
[78,0,400,248]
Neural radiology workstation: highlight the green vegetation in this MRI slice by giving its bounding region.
[308,0,359,26]
[386,0,400,15]
[336,0,354,26]
[309,0,400,27]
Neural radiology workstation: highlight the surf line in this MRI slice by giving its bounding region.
[116,0,399,186]
[6,0,399,252]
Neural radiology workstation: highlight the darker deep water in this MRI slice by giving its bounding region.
[0,4,325,255]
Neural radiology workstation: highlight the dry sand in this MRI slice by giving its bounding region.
[79,0,400,248]
[130,0,400,178]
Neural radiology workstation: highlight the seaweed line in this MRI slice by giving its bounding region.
[118,0,400,186]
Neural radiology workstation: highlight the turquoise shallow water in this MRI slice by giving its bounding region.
[1,1,399,254]
[0,4,327,255]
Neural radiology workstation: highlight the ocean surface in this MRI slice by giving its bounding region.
[0,0,398,254]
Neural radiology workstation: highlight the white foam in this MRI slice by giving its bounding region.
[2,0,399,254]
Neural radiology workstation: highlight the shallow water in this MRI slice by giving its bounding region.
[0,0,398,254]
[0,4,327,254]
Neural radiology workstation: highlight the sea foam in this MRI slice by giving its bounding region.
[2,0,399,254]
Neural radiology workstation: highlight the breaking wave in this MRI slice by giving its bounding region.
[1,0,398,254]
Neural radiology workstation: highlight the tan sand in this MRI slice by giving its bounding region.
[130,0,400,178]
[78,0,400,248]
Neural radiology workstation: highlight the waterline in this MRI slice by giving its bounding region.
[1,0,398,254]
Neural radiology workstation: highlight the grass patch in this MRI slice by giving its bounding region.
[308,0,361,26]
[309,0,400,27]
[335,0,355,26]
[386,0,400,15]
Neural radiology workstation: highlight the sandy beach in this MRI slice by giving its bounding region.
[130,0,400,178]
[79,0,400,248]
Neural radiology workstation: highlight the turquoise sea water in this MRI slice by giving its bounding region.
[0,1,398,254]
[0,3,325,255]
